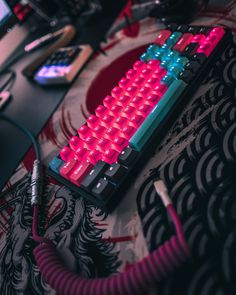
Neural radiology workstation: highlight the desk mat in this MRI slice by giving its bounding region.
[1,2,236,294]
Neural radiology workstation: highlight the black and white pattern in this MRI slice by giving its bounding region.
[137,38,236,295]
[0,175,120,294]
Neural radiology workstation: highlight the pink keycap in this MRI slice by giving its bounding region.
[152,67,167,79]
[100,114,114,127]
[104,126,120,141]
[95,105,108,118]
[114,116,129,130]
[145,94,160,107]
[145,77,159,86]
[92,125,106,138]
[69,161,93,186]
[130,96,143,108]
[192,34,206,44]
[60,158,78,179]
[137,104,152,117]
[69,136,82,151]
[138,86,151,97]
[109,105,122,116]
[111,136,128,152]
[97,138,110,152]
[119,77,130,88]
[133,60,146,71]
[121,105,136,117]
[129,114,144,128]
[75,146,87,161]
[87,115,99,129]
[126,69,137,79]
[173,33,193,52]
[83,135,97,149]
[87,150,102,165]
[210,27,225,39]
[124,86,137,96]
[78,125,90,140]
[103,95,116,108]
[197,43,213,57]
[139,68,152,78]
[154,30,172,46]
[117,95,130,107]
[147,59,160,70]
[120,125,136,140]
[111,86,123,98]
[102,148,119,164]
[133,77,145,87]
[60,146,75,162]
[152,83,168,96]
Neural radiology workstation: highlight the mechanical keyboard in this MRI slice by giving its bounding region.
[48,25,232,211]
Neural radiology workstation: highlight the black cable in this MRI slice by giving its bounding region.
[0,69,16,92]
[0,113,41,161]
[0,114,42,206]
[0,51,25,77]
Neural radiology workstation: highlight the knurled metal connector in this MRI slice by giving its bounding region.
[31,159,42,206]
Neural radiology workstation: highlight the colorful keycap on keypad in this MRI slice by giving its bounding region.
[48,25,231,211]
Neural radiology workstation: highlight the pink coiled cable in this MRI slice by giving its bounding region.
[0,110,191,294]
[32,181,191,295]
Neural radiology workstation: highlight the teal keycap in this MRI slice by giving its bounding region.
[140,52,151,62]
[175,57,189,67]
[168,67,183,78]
[167,51,179,60]
[129,80,187,151]
[147,44,159,55]
[160,60,170,69]
[161,50,172,61]
[166,32,182,46]
[50,157,64,174]
[161,74,175,86]
[153,51,163,60]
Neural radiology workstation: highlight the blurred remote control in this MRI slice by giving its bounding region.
[34,45,93,85]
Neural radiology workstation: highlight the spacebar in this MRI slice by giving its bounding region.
[129,80,187,152]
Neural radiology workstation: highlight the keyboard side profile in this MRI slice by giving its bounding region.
[48,25,232,211]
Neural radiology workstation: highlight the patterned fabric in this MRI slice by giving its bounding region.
[1,1,236,294]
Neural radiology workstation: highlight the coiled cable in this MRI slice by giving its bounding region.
[0,114,191,295]
[33,202,190,295]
